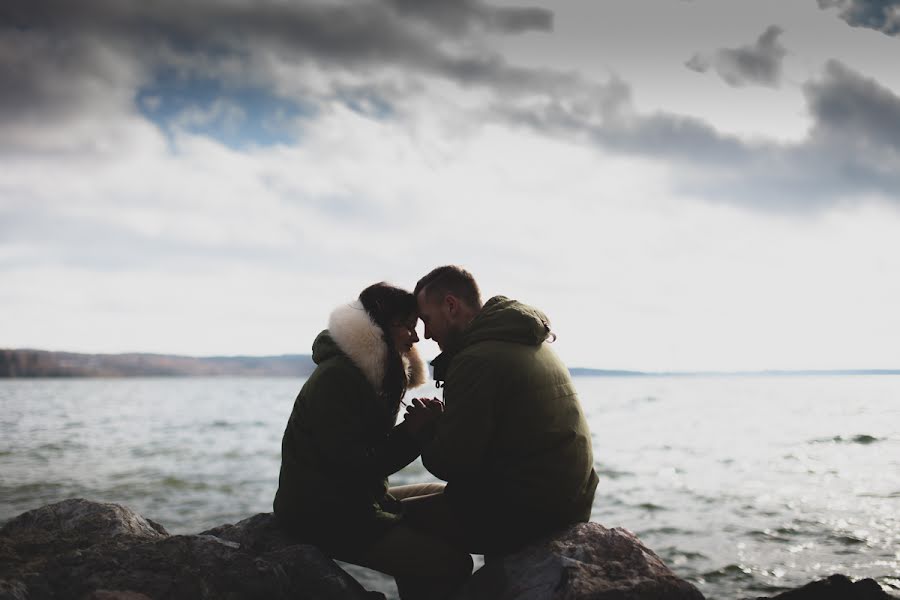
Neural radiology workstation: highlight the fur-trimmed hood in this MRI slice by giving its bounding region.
[317,299,426,392]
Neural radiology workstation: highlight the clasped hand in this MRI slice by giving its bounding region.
[403,397,443,437]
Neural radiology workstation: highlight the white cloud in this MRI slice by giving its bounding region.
[2,0,900,370]
[4,95,900,369]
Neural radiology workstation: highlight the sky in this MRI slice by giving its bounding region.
[2,0,900,371]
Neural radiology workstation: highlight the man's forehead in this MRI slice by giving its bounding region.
[416,288,436,306]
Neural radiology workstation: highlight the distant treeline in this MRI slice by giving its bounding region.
[2,349,897,378]
[0,349,316,378]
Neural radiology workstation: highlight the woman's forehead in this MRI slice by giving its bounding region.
[394,314,418,326]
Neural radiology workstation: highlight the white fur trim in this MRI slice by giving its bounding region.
[327,300,427,392]
[328,300,387,391]
[404,345,427,389]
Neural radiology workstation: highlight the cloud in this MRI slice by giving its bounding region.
[681,59,900,208]
[817,0,900,36]
[384,0,553,34]
[805,60,900,152]
[494,58,900,210]
[0,0,559,156]
[684,53,710,74]
[2,0,899,215]
[796,59,900,194]
[688,25,787,88]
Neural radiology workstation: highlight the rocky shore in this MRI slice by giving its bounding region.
[0,499,894,600]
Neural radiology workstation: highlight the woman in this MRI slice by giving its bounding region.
[274,282,472,599]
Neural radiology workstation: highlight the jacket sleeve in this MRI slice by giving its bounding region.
[422,353,496,481]
[306,369,421,479]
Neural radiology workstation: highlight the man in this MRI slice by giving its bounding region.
[409,265,598,555]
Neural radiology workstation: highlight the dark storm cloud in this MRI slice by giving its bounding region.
[817,0,900,36]
[494,87,753,167]
[805,59,900,153]
[2,1,899,212]
[791,59,900,197]
[385,0,553,34]
[687,26,787,87]
[496,60,900,210]
[0,0,557,139]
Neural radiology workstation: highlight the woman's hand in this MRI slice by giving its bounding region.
[403,397,443,440]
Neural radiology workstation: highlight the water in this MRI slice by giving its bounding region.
[1,376,898,599]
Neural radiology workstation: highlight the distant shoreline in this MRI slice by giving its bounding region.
[570,367,900,377]
[2,349,898,378]
[0,349,316,378]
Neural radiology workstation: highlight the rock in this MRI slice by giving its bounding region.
[7,500,890,600]
[0,497,167,549]
[200,512,297,553]
[0,499,378,600]
[453,522,705,599]
[85,592,155,600]
[201,513,386,599]
[0,579,28,600]
[751,573,896,599]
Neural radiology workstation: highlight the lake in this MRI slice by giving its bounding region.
[1,375,898,598]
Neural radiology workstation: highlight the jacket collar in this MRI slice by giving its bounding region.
[430,352,452,388]
[428,295,552,386]
[328,300,426,392]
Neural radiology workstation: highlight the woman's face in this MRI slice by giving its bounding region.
[390,314,419,354]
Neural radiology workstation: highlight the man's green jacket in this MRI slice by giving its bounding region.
[423,296,598,547]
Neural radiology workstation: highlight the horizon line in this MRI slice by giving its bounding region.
[3,348,899,376]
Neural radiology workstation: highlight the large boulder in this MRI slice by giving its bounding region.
[0,499,376,600]
[453,522,705,599]
[751,574,896,599]
[6,500,890,600]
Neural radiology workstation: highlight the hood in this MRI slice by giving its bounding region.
[462,296,552,347]
[431,295,552,383]
[312,300,426,392]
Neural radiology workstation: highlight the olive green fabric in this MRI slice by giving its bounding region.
[422,296,598,550]
[273,330,420,553]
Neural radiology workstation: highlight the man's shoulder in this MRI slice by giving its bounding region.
[454,339,515,361]
[450,339,569,379]
[448,339,543,376]
[457,337,549,357]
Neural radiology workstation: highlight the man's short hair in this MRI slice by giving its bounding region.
[414,265,482,310]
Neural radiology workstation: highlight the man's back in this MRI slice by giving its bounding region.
[422,297,598,547]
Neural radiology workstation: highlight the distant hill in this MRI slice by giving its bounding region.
[2,349,897,378]
[0,349,316,378]
[570,367,900,377]
[568,368,648,377]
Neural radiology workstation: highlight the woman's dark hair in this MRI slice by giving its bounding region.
[358,282,417,408]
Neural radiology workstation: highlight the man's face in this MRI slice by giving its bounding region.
[416,290,453,351]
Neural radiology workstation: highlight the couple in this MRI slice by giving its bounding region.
[273,266,599,599]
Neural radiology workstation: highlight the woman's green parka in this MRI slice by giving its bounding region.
[273,300,426,551]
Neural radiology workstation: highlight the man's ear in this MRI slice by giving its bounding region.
[444,294,458,316]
